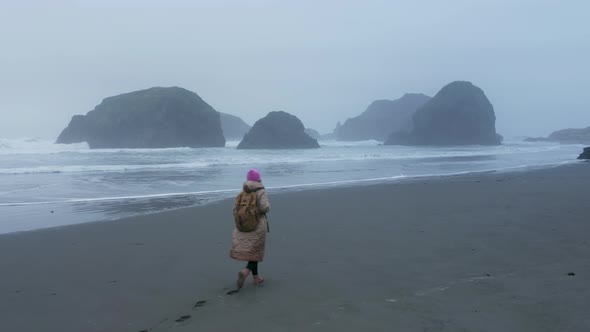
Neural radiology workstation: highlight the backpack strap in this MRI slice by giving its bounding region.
[254,187,269,233]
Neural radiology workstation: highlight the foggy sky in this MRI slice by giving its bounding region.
[1,0,589,139]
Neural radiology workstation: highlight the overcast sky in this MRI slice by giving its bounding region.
[1,0,589,139]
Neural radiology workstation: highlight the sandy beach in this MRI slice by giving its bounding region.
[1,162,589,332]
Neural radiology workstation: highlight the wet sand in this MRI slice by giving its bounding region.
[0,162,589,332]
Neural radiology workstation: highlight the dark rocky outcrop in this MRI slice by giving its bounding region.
[237,111,320,149]
[56,87,225,148]
[56,115,90,144]
[304,128,321,140]
[335,94,431,141]
[220,113,251,140]
[525,127,590,144]
[385,81,502,146]
[578,147,590,160]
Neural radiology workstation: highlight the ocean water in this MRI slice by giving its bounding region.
[0,137,583,234]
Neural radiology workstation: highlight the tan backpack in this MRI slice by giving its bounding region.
[233,189,262,232]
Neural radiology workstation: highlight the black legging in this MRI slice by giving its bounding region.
[246,261,258,275]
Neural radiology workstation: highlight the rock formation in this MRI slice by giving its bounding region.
[335,94,430,141]
[320,133,336,140]
[525,127,590,144]
[385,81,502,146]
[220,113,251,141]
[304,128,321,140]
[56,87,225,148]
[523,137,550,143]
[578,147,590,160]
[237,111,320,149]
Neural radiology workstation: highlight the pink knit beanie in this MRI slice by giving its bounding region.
[246,169,261,182]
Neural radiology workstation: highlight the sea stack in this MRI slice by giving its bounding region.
[56,87,225,149]
[304,128,321,140]
[336,93,430,142]
[578,147,590,160]
[220,113,251,141]
[237,111,320,149]
[385,81,502,146]
[525,127,590,144]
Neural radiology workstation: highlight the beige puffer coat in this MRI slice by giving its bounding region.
[230,181,270,262]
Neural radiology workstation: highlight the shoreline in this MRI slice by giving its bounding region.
[0,159,583,236]
[1,162,589,331]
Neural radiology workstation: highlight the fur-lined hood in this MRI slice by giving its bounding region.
[243,181,264,193]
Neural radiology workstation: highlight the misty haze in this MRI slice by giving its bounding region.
[1,1,589,332]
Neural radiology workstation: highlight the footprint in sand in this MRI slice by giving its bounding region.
[226,289,240,295]
[193,300,207,308]
[175,315,191,323]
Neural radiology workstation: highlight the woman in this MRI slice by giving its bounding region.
[230,169,270,288]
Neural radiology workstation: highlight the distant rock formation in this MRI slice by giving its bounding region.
[385,81,502,146]
[578,147,590,160]
[237,111,320,149]
[56,87,225,148]
[335,94,431,141]
[320,133,336,140]
[523,137,549,142]
[304,128,320,140]
[549,127,590,143]
[525,127,590,144]
[220,113,251,141]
